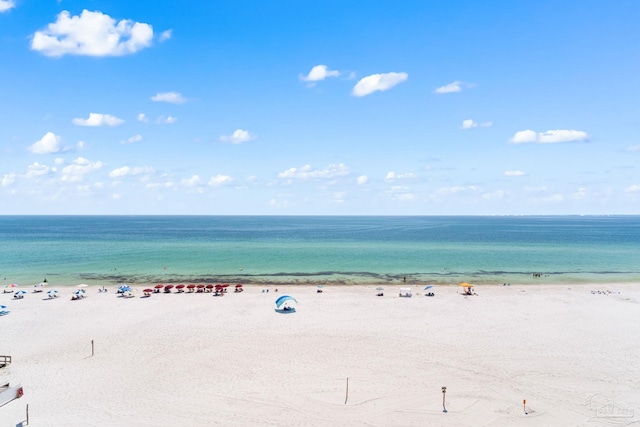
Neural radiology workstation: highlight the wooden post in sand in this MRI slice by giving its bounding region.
[442,386,447,413]
[91,340,94,357]
[345,377,349,405]
[26,403,29,425]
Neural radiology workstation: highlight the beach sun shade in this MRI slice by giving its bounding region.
[187,284,196,288]
[275,295,298,308]
[459,282,473,287]
[424,285,433,290]
[176,284,185,289]
[143,288,154,293]
[235,284,243,288]
[15,290,27,295]
[47,289,58,294]
[154,284,164,289]
[376,287,384,291]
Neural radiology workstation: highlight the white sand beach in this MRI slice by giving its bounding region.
[2,283,639,426]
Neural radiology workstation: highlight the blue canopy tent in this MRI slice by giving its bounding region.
[275,295,297,313]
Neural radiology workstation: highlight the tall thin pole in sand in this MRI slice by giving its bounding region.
[26,403,29,425]
[345,377,349,405]
[91,340,94,357]
[442,386,447,413]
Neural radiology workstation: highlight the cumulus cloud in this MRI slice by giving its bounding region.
[209,174,232,186]
[2,173,16,186]
[156,115,177,124]
[26,162,55,178]
[385,172,417,182]
[278,163,349,180]
[509,129,589,144]
[31,10,153,57]
[181,175,202,186]
[108,166,154,178]
[159,29,172,42]
[434,80,476,94]
[151,92,186,104]
[460,119,493,129]
[626,185,640,193]
[504,170,526,177]
[29,132,62,154]
[0,0,15,12]
[137,113,148,123]
[122,134,142,144]
[300,65,340,82]
[72,113,124,127]
[220,129,255,144]
[386,185,416,201]
[352,72,408,97]
[61,157,104,181]
[626,145,640,152]
[357,175,368,185]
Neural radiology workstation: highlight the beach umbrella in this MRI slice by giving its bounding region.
[458,282,473,288]
[206,284,214,289]
[15,290,27,296]
[34,282,46,289]
[187,284,196,289]
[424,285,433,291]
[143,288,153,293]
[235,284,243,288]
[4,284,18,293]
[275,295,298,309]
[317,285,323,288]
[164,284,174,292]
[0,305,8,315]
[47,289,58,296]
[197,284,205,288]
[376,287,384,291]
[176,284,185,290]
[154,284,164,289]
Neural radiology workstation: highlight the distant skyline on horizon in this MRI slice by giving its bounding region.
[1,1,639,215]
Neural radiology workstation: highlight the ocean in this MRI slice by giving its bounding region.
[1,216,639,287]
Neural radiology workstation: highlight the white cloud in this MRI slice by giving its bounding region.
[504,170,526,177]
[572,187,587,199]
[76,140,85,150]
[525,186,547,192]
[72,113,124,127]
[220,129,255,144]
[108,166,154,178]
[436,185,478,196]
[61,157,104,179]
[181,175,202,186]
[385,172,417,182]
[278,163,349,180]
[352,72,408,97]
[625,185,640,193]
[209,174,232,186]
[460,119,492,129]
[509,129,589,144]
[386,185,416,201]
[626,145,640,152]
[54,158,64,165]
[151,92,186,104]
[122,134,142,144]
[357,175,368,185]
[0,0,15,12]
[26,162,54,178]
[541,194,564,202]
[300,65,340,82]
[31,10,153,57]
[159,29,172,42]
[434,81,463,94]
[137,113,148,123]
[29,132,62,154]
[156,115,177,124]
[1,173,16,187]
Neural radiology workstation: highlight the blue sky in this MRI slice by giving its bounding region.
[1,0,639,215]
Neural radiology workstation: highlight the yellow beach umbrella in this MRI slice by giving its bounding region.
[458,282,474,288]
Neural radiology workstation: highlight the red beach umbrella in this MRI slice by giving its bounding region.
[164,284,174,292]
[196,284,205,288]
[235,284,243,288]
[143,288,154,293]
[205,284,214,289]
[154,284,164,289]
[186,284,196,289]
[176,284,185,289]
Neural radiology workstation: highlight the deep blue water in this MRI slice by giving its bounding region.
[1,216,639,286]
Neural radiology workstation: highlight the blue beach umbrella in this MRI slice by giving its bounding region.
[424,285,433,291]
[15,290,27,296]
[0,305,9,315]
[47,289,58,296]
[275,295,297,308]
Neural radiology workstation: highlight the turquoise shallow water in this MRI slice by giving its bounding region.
[1,216,639,287]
